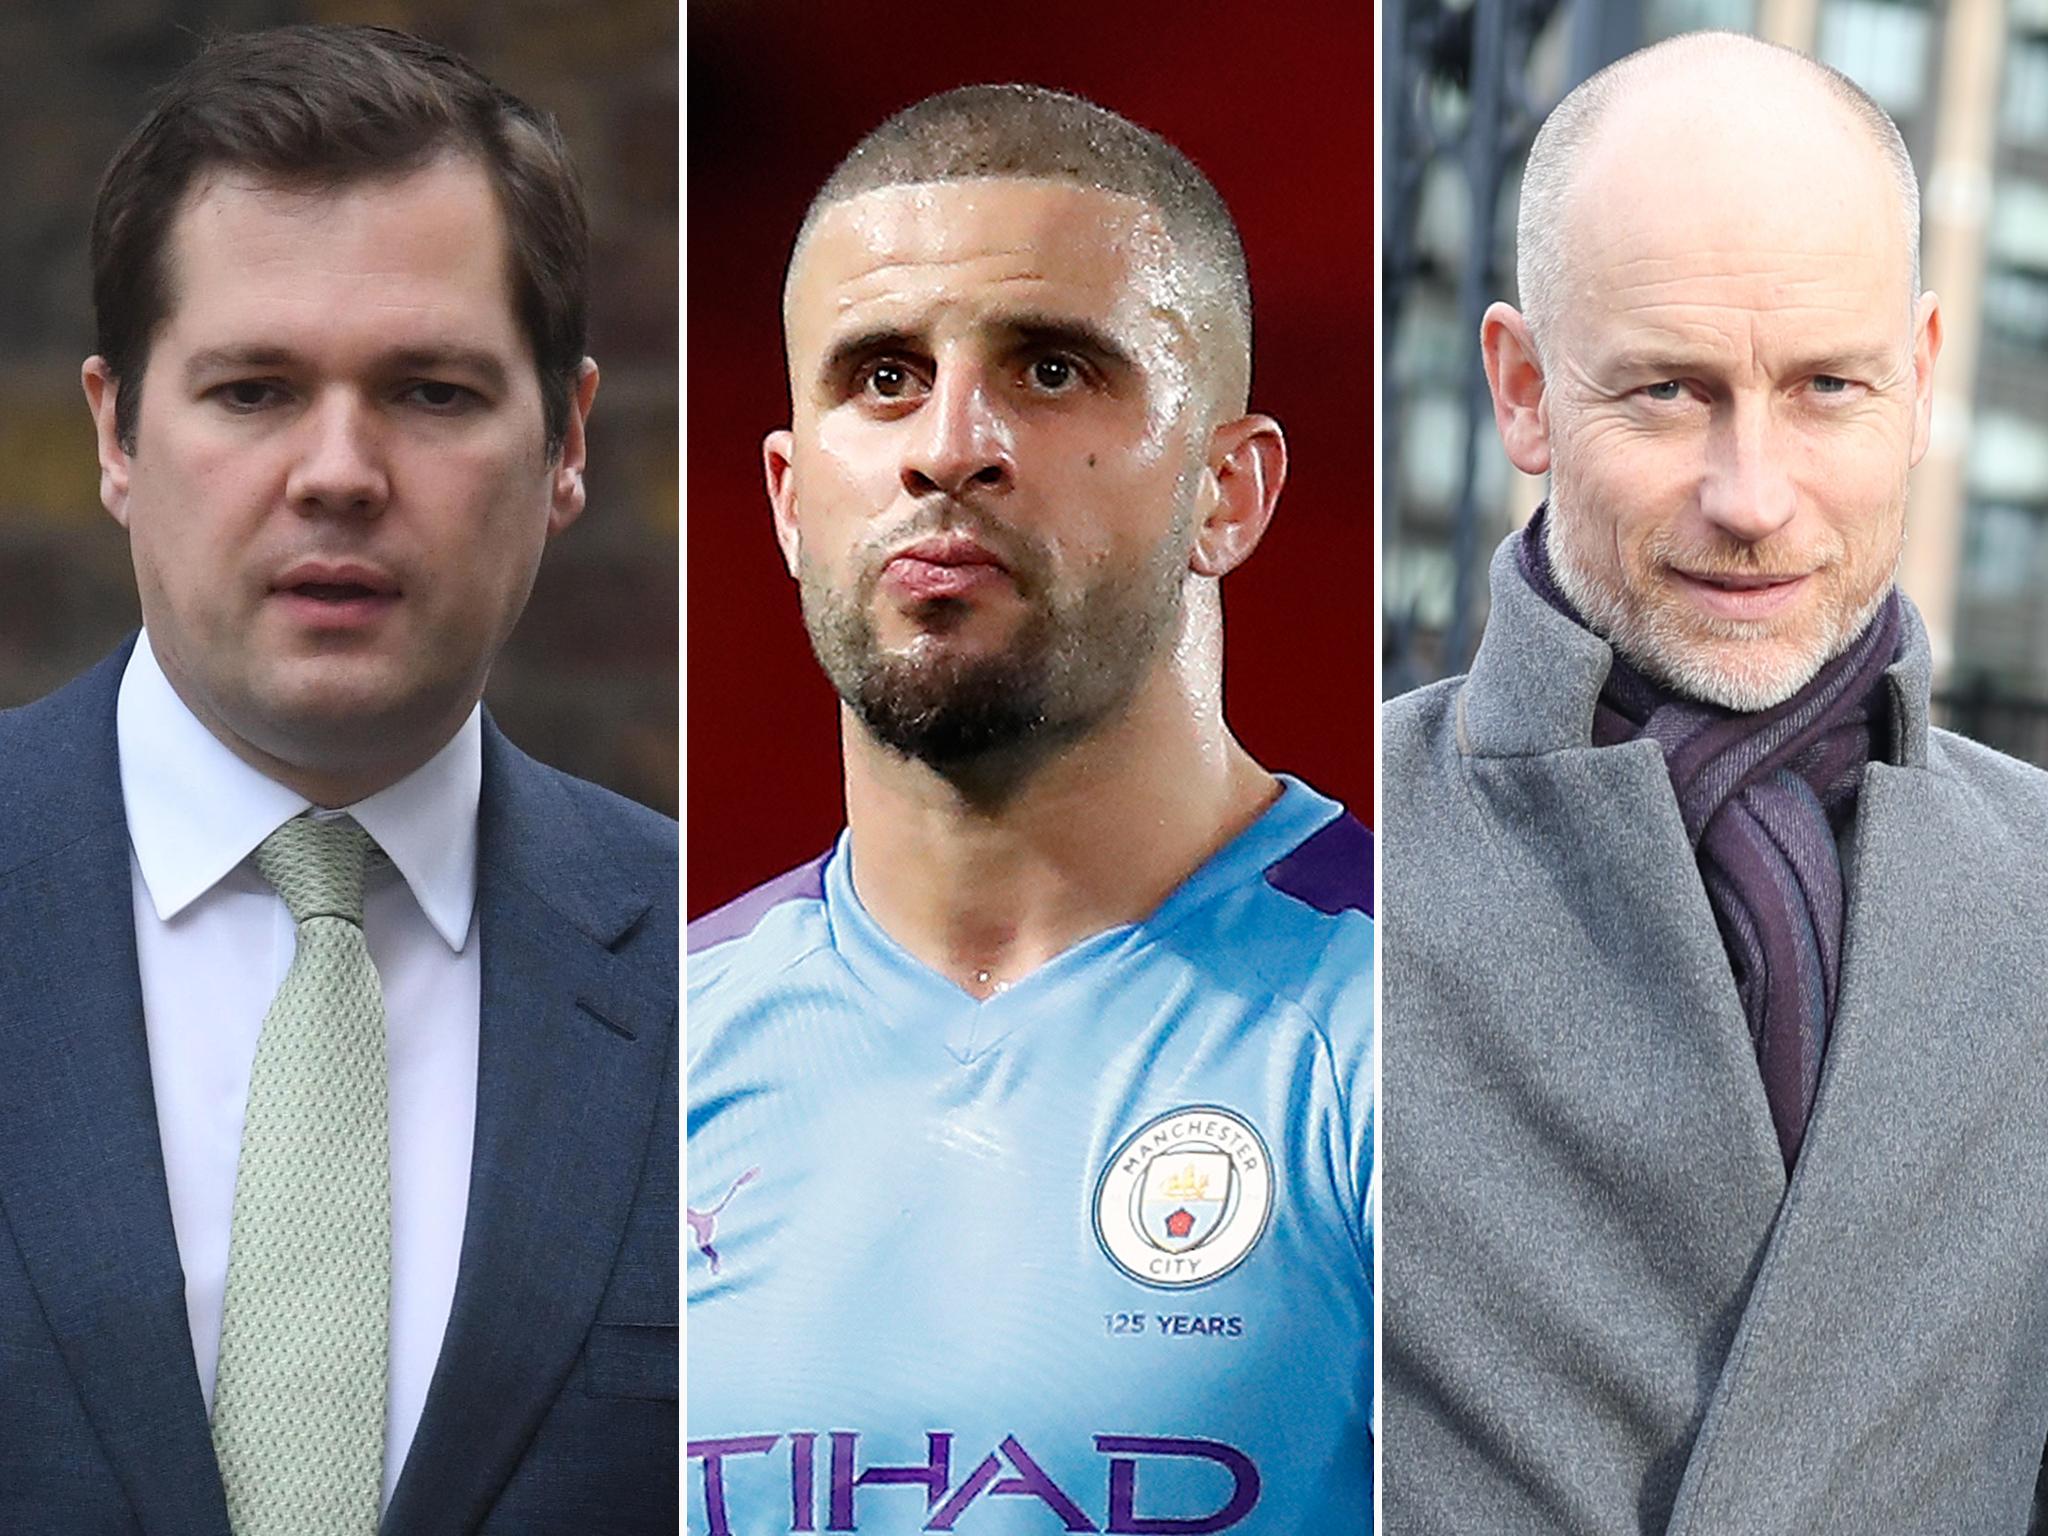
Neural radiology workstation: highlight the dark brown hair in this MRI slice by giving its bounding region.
[92,24,589,454]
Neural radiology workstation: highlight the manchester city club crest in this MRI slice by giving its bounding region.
[1094,1106,1274,1289]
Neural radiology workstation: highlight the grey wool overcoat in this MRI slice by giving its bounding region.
[1383,533,2048,1535]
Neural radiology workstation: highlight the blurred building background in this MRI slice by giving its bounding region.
[0,0,675,813]
[1384,0,2048,764]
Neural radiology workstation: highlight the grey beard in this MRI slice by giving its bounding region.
[1543,500,1895,713]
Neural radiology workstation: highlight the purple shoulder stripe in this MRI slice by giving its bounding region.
[687,853,831,954]
[1264,812,1373,918]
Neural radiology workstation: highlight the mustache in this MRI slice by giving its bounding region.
[1643,526,1841,582]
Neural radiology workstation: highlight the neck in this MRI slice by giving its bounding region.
[237,747,426,810]
[167,672,459,809]
[842,656,1276,998]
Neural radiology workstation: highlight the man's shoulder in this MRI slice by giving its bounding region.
[0,650,129,869]
[1260,795,1373,922]
[1381,675,1465,745]
[1924,724,2048,828]
[476,724,678,981]
[688,856,831,974]
[480,721,676,868]
[530,756,676,861]
[684,855,836,1074]
[1380,677,1473,836]
[1158,785,1371,1046]
[0,648,128,753]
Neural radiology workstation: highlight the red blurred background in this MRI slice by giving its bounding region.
[687,0,1373,917]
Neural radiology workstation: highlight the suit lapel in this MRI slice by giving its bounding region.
[385,726,671,1536]
[0,649,231,1536]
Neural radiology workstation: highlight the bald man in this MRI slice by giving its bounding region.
[1384,33,2048,1534]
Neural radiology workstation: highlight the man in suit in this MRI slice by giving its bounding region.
[0,25,676,1535]
[1383,32,2048,1534]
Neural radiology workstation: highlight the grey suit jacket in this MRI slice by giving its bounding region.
[1383,535,2048,1534]
[0,645,678,1534]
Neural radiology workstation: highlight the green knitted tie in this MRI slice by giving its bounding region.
[212,814,388,1534]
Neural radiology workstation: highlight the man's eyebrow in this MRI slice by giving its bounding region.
[1596,345,1725,378]
[998,314,1137,372]
[815,315,1140,387]
[1794,347,1902,379]
[382,347,513,389]
[817,327,918,386]
[1599,345,1901,380]
[180,343,512,389]
[181,344,298,382]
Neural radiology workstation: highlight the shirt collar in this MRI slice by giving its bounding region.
[116,633,481,949]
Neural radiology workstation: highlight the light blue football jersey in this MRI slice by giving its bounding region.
[687,776,1372,1535]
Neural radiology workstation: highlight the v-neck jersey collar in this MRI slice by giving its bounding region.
[823,776,1342,1057]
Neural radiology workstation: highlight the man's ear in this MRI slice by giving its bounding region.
[1480,302,1553,476]
[81,357,133,527]
[1907,290,1943,469]
[548,359,601,537]
[1190,414,1287,579]
[764,428,800,578]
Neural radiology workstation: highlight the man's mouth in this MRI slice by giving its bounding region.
[1670,566,1813,620]
[291,581,381,600]
[879,534,1013,603]
[271,562,401,623]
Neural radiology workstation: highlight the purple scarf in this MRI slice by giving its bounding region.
[1519,513,1900,1168]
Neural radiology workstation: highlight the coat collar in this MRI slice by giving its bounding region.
[1458,527,1935,769]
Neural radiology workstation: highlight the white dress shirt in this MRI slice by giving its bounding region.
[117,635,480,1510]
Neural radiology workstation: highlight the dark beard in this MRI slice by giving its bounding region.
[847,632,1069,764]
[798,513,1189,777]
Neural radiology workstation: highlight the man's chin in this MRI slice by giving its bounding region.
[847,661,1052,765]
[1621,627,1831,712]
[871,615,1026,667]
[243,663,464,752]
[1563,572,1831,710]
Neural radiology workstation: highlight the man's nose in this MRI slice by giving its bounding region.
[900,368,1014,499]
[1699,397,1797,541]
[284,392,391,515]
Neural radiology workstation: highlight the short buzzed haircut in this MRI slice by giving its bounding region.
[789,84,1254,414]
[1516,31,1921,355]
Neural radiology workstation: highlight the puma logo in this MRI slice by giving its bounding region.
[687,1166,760,1275]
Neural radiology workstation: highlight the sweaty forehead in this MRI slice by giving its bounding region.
[784,180,1184,340]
